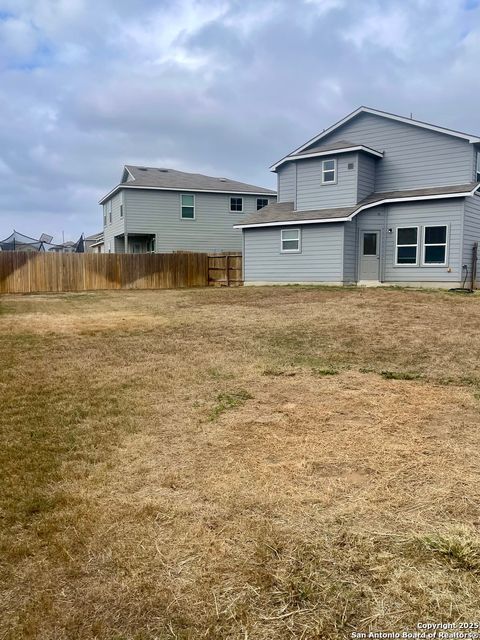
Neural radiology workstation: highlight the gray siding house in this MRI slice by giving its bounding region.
[99,166,276,254]
[235,107,480,287]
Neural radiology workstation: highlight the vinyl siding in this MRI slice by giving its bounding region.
[357,154,376,201]
[277,163,296,204]
[343,220,357,283]
[382,199,464,282]
[308,112,474,191]
[103,192,125,253]
[122,189,275,253]
[463,194,480,276]
[296,153,358,210]
[244,224,344,283]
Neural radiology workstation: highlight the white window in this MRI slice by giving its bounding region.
[281,228,301,253]
[257,198,269,210]
[108,200,112,224]
[120,192,124,218]
[230,197,243,212]
[476,151,480,181]
[321,159,336,184]
[103,204,107,227]
[423,225,447,265]
[395,227,418,265]
[181,194,195,219]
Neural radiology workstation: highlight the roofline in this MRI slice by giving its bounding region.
[270,144,383,171]
[89,240,104,247]
[233,185,480,229]
[99,183,277,204]
[270,106,480,171]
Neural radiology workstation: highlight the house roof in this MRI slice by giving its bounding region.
[99,166,276,204]
[234,182,480,229]
[270,106,480,172]
[85,232,103,242]
[271,140,383,170]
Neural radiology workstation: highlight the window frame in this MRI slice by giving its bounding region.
[180,193,196,220]
[476,151,480,181]
[120,192,124,218]
[422,224,448,267]
[280,228,301,254]
[256,198,269,211]
[321,158,337,185]
[395,225,419,267]
[108,199,112,224]
[103,204,107,227]
[230,196,244,213]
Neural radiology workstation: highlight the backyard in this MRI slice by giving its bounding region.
[1,285,480,639]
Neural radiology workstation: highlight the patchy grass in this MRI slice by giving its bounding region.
[1,286,480,639]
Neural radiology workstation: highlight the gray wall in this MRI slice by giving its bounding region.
[463,194,480,277]
[307,112,474,191]
[296,152,358,210]
[103,192,124,253]
[104,189,276,253]
[244,224,344,283]
[357,154,376,201]
[277,163,296,204]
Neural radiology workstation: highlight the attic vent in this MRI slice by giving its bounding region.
[219,178,227,182]
[138,167,148,171]
[158,169,169,172]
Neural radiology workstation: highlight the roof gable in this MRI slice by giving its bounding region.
[271,106,480,171]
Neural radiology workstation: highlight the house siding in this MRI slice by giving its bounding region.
[308,112,474,191]
[103,192,125,253]
[244,224,344,283]
[382,199,464,283]
[296,153,358,210]
[357,154,376,201]
[463,194,480,277]
[122,189,275,253]
[343,219,357,283]
[277,163,296,204]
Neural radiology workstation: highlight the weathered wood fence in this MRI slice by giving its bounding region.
[0,252,210,294]
[208,253,243,287]
[0,251,244,293]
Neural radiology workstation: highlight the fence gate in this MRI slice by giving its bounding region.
[208,253,243,287]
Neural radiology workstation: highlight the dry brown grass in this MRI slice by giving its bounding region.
[1,286,480,639]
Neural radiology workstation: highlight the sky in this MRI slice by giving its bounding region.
[0,0,480,242]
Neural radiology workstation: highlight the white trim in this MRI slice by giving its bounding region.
[89,240,104,248]
[321,158,337,185]
[395,226,419,267]
[421,224,448,266]
[99,184,275,204]
[180,193,195,220]
[280,228,301,253]
[233,185,480,229]
[292,106,480,155]
[230,196,244,213]
[270,145,383,171]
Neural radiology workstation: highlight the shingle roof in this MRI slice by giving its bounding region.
[234,182,480,228]
[294,140,383,157]
[99,166,276,204]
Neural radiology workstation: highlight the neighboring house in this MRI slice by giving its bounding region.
[235,106,480,288]
[99,166,276,254]
[85,232,104,253]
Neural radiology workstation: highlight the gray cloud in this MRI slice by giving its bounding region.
[0,0,479,241]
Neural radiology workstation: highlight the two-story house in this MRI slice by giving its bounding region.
[234,107,480,288]
[99,166,276,254]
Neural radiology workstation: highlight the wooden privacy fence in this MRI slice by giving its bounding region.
[208,253,243,287]
[0,251,209,294]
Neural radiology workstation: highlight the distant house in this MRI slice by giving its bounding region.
[85,232,104,253]
[99,166,276,254]
[235,106,480,288]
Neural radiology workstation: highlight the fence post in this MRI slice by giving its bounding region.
[225,255,230,287]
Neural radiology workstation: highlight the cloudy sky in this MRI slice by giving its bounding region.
[0,0,479,242]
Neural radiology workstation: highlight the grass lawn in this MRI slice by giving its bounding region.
[1,285,480,639]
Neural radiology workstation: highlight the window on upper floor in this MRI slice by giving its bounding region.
[181,194,195,219]
[321,159,336,184]
[281,228,301,253]
[108,200,112,224]
[120,192,124,218]
[476,152,480,181]
[257,198,269,210]
[230,197,243,212]
[103,204,107,227]
[423,225,447,265]
[395,227,418,265]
